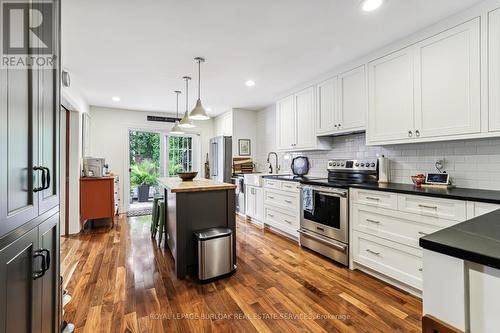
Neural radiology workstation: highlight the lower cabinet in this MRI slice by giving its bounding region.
[245,185,263,223]
[263,180,301,239]
[350,188,500,295]
[0,214,59,333]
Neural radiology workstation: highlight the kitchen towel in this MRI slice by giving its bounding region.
[303,187,314,213]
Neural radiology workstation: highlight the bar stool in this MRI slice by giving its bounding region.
[157,200,166,246]
[150,196,163,238]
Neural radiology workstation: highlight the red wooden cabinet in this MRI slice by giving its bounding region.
[80,177,116,230]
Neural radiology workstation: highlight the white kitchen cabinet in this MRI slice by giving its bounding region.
[367,47,415,143]
[489,8,500,132]
[276,95,296,150]
[276,87,331,151]
[415,18,481,139]
[338,65,366,132]
[263,180,301,239]
[245,185,263,223]
[316,66,366,136]
[295,87,316,149]
[367,18,481,145]
[316,77,338,135]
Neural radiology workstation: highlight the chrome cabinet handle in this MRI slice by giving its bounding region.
[365,196,380,201]
[419,268,423,272]
[415,130,420,137]
[418,231,429,236]
[418,204,438,209]
[366,219,381,224]
[408,130,413,138]
[334,124,338,128]
[284,219,293,224]
[366,249,380,256]
[268,196,275,199]
[285,200,292,204]
[338,123,341,127]
[268,214,275,218]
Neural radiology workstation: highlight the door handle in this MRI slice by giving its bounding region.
[408,130,413,138]
[33,166,45,193]
[33,249,49,280]
[42,167,51,190]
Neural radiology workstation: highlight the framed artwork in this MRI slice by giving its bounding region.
[238,139,251,156]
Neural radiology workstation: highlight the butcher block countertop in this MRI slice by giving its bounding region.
[159,177,236,193]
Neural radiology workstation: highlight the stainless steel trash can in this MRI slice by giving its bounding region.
[194,228,235,281]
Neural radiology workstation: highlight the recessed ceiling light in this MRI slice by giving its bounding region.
[245,80,255,87]
[361,0,384,12]
[112,96,121,102]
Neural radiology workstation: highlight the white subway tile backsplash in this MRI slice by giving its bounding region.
[255,107,500,191]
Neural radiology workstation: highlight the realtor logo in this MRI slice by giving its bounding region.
[1,1,55,68]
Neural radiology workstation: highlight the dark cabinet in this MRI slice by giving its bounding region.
[0,0,61,332]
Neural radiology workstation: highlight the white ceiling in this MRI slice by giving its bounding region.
[62,0,483,116]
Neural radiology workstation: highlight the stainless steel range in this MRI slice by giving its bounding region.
[298,159,379,266]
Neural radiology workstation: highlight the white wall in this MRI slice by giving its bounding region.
[255,107,500,191]
[232,109,257,160]
[89,106,215,212]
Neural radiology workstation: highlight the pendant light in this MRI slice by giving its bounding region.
[189,57,210,120]
[178,76,196,128]
[170,90,184,135]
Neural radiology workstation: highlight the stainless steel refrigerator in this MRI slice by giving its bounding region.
[209,136,232,183]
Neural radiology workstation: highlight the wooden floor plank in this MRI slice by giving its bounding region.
[62,214,422,332]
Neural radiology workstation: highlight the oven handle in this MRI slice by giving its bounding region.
[298,229,348,252]
[316,191,347,198]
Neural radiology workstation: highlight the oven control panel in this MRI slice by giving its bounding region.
[327,159,378,171]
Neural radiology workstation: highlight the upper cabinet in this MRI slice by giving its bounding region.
[489,8,500,132]
[367,18,481,145]
[277,87,330,151]
[316,66,366,136]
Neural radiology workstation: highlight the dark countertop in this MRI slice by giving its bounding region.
[420,210,500,269]
[350,182,500,205]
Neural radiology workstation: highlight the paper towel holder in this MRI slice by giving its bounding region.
[378,155,389,183]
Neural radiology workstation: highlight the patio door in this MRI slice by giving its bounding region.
[128,130,162,214]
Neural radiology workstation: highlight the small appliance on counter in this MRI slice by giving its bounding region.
[411,173,453,189]
[83,157,106,177]
[291,156,309,176]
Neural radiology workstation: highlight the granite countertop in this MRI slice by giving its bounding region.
[420,209,500,269]
[349,182,500,204]
[159,177,235,193]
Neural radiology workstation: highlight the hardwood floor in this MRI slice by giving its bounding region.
[61,214,422,333]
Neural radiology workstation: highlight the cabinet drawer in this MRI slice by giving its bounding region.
[264,179,281,190]
[352,204,457,249]
[280,181,300,193]
[264,206,299,236]
[398,195,466,221]
[264,189,299,210]
[350,189,398,210]
[352,231,423,290]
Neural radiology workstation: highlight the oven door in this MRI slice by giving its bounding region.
[301,186,348,243]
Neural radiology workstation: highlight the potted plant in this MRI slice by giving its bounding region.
[130,160,159,202]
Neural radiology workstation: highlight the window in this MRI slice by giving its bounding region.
[168,136,193,176]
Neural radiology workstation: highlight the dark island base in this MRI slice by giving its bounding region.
[165,188,236,279]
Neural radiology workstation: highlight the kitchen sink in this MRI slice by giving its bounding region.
[243,173,289,187]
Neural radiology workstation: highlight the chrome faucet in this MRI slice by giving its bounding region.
[267,152,280,174]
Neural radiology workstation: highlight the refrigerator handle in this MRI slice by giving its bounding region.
[212,141,218,177]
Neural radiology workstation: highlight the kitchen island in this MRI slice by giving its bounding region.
[159,177,236,279]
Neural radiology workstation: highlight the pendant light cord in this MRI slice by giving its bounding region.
[197,59,201,99]
[185,77,189,112]
[175,92,179,118]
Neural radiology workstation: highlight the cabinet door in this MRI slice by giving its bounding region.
[38,0,60,215]
[415,18,481,138]
[316,77,338,134]
[490,9,500,132]
[295,87,316,149]
[245,187,255,218]
[338,65,366,132]
[254,187,264,222]
[38,215,59,333]
[0,227,39,333]
[367,47,415,143]
[0,58,39,237]
[276,96,296,150]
